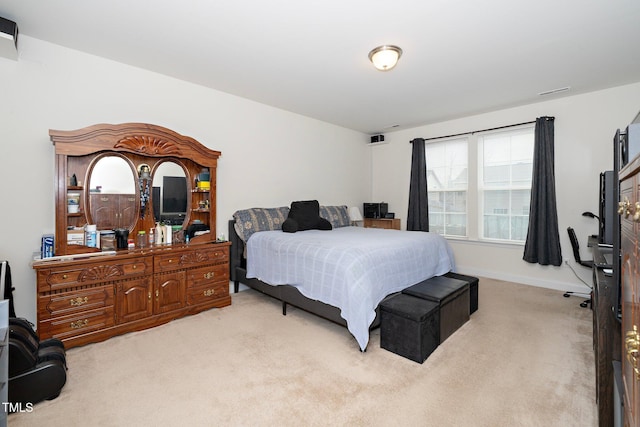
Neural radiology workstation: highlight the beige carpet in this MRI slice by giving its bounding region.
[9,278,596,427]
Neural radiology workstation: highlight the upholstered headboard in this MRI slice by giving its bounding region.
[228,205,351,282]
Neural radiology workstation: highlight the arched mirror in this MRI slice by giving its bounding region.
[88,155,137,230]
[152,161,188,227]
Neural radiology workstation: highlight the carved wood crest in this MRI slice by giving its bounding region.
[179,251,211,265]
[78,265,124,281]
[115,135,183,156]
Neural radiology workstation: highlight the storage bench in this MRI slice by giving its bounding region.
[380,293,440,364]
[443,272,479,314]
[402,276,470,343]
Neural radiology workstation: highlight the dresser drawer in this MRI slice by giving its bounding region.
[38,306,115,341]
[155,245,229,272]
[38,285,114,321]
[187,264,229,288]
[187,281,229,306]
[363,218,401,230]
[37,257,152,292]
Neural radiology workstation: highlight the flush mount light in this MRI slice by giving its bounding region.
[368,45,403,71]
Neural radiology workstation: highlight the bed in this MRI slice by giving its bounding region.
[229,205,455,351]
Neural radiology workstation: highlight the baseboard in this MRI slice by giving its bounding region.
[451,266,592,294]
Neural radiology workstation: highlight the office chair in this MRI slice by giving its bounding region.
[563,227,593,308]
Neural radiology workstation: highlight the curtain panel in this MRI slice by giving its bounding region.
[407,137,429,231]
[523,117,562,266]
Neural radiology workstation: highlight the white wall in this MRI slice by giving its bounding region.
[0,36,371,323]
[3,35,638,324]
[370,83,640,293]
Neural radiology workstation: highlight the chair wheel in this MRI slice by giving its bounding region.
[580,301,588,308]
[563,293,570,298]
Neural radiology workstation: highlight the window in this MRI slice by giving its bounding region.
[426,138,468,237]
[479,128,534,242]
[425,126,534,243]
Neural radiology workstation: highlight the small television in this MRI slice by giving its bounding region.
[156,176,187,223]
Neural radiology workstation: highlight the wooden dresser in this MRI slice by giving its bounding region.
[34,242,230,349]
[363,218,401,230]
[619,154,640,427]
[35,123,231,348]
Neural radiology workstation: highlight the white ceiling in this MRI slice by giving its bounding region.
[2,0,640,134]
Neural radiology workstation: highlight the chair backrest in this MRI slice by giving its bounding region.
[567,227,583,263]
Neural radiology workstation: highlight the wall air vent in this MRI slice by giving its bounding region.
[0,16,18,60]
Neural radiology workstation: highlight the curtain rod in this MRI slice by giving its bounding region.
[413,117,554,143]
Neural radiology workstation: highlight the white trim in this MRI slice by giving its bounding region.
[454,264,590,294]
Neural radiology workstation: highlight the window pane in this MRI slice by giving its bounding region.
[511,216,529,241]
[445,213,467,236]
[428,192,443,213]
[429,213,444,235]
[480,127,534,242]
[511,190,530,216]
[484,215,509,240]
[426,138,468,237]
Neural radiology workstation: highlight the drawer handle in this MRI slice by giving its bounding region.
[203,289,216,297]
[132,265,137,269]
[203,272,215,279]
[70,319,89,329]
[70,297,89,307]
[619,198,631,217]
[62,274,68,279]
[168,259,173,263]
[626,325,640,379]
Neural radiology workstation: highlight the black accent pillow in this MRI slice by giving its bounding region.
[282,200,333,233]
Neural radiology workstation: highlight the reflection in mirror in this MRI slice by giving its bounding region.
[152,161,188,227]
[89,156,137,230]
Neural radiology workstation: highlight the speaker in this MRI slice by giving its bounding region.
[363,203,379,219]
[379,203,388,218]
[0,16,18,60]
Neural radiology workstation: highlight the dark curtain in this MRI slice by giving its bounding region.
[523,117,562,266]
[407,138,429,231]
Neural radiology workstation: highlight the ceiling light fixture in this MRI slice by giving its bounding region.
[368,45,402,71]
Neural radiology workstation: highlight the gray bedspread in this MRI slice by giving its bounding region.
[246,226,455,350]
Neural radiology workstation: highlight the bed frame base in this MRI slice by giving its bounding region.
[229,220,382,350]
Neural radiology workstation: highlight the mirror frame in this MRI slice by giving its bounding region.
[50,123,220,255]
[87,153,138,231]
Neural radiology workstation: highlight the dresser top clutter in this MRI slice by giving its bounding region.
[33,123,231,348]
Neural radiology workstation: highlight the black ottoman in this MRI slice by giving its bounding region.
[443,272,479,314]
[402,276,470,343]
[380,294,440,364]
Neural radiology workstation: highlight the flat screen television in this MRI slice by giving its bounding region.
[599,170,615,245]
[153,176,187,224]
[611,129,623,320]
[162,176,187,213]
